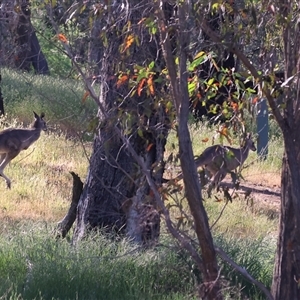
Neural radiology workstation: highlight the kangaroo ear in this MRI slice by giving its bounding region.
[247,132,252,139]
[33,111,39,119]
[40,112,45,119]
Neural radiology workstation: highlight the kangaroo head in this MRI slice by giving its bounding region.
[32,111,47,131]
[245,133,256,151]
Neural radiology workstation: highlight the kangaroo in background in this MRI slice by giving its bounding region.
[194,133,256,195]
[0,112,47,188]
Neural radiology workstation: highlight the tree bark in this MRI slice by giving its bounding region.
[270,2,300,298]
[56,172,83,239]
[73,1,168,244]
[155,3,222,299]
[271,131,300,299]
[16,1,49,74]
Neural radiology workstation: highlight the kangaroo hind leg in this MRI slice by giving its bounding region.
[0,150,21,189]
[207,168,227,197]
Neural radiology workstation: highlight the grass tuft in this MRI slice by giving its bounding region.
[0,224,196,300]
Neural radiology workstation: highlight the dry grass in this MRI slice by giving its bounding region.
[0,131,91,222]
[166,123,282,188]
[164,123,282,240]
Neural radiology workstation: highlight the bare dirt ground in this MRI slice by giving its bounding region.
[220,180,281,218]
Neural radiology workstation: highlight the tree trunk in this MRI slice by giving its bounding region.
[155,3,223,298]
[56,172,83,239]
[270,2,300,297]
[0,0,19,68]
[271,131,300,299]
[73,1,168,244]
[16,1,49,74]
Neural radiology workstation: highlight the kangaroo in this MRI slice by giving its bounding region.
[0,112,47,189]
[194,133,256,195]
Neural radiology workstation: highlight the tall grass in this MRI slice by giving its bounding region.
[0,130,91,222]
[0,223,196,300]
[0,69,282,299]
[166,121,283,187]
[0,220,276,300]
[1,68,97,136]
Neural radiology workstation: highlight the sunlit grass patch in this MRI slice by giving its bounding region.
[165,121,282,188]
[1,68,97,136]
[0,132,91,222]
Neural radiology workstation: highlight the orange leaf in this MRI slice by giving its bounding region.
[137,78,146,96]
[57,33,68,43]
[219,126,228,136]
[122,34,135,53]
[252,97,259,104]
[82,91,90,103]
[214,197,223,202]
[202,137,209,143]
[146,143,154,152]
[116,75,129,88]
[218,126,232,144]
[147,75,155,95]
[231,102,239,112]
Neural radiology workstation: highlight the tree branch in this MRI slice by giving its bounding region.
[198,16,288,132]
[215,246,274,300]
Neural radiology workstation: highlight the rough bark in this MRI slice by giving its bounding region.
[0,0,49,74]
[56,172,83,239]
[73,1,168,244]
[16,1,49,74]
[271,145,300,299]
[155,3,222,299]
[270,2,300,298]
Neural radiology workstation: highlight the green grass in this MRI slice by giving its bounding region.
[166,121,282,187]
[0,220,276,300]
[1,68,97,137]
[0,130,91,221]
[0,223,196,300]
[216,235,276,300]
[0,68,282,299]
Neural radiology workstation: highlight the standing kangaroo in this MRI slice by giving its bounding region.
[0,112,47,188]
[194,133,256,195]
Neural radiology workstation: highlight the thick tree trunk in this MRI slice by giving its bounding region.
[73,1,168,244]
[271,133,300,299]
[16,1,49,75]
[271,2,300,297]
[73,107,166,244]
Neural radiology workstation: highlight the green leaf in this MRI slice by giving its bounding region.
[207,78,215,86]
[188,81,196,96]
[137,128,144,138]
[188,55,208,71]
[148,61,155,69]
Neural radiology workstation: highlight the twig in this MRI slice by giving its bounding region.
[215,246,274,300]
[210,200,229,230]
[14,148,35,163]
